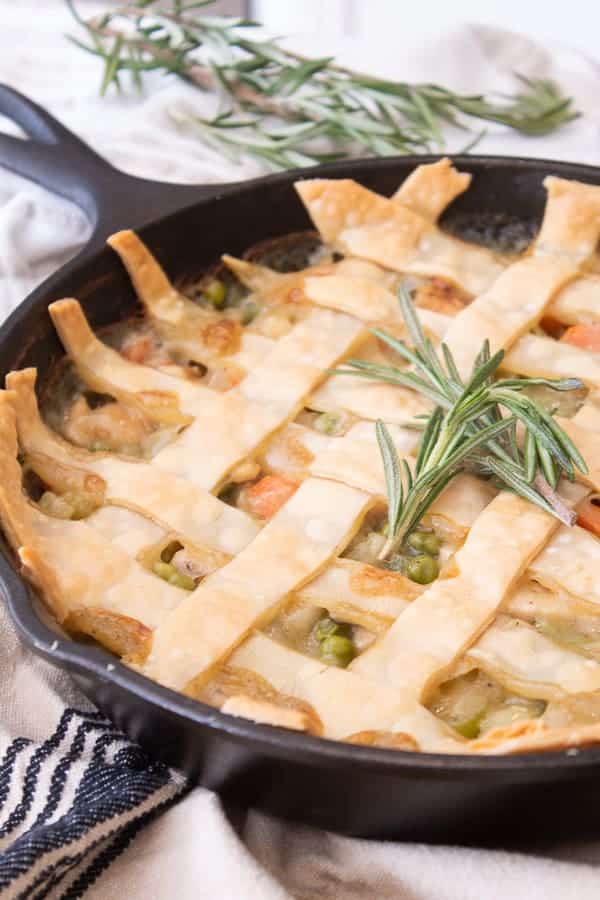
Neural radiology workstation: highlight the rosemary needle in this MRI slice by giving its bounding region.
[336,288,587,560]
[66,0,579,171]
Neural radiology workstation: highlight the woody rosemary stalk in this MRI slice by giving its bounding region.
[66,0,579,170]
[335,288,587,561]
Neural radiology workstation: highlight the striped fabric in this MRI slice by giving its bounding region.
[0,706,188,898]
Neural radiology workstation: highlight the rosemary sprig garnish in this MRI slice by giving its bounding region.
[66,0,579,171]
[336,288,587,560]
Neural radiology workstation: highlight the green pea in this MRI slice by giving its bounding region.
[421,533,441,555]
[153,561,175,582]
[314,411,341,435]
[203,279,227,308]
[168,571,196,591]
[403,554,439,585]
[455,712,484,740]
[315,616,353,642]
[240,302,260,325]
[406,531,427,552]
[407,530,441,555]
[320,635,356,668]
[315,616,343,642]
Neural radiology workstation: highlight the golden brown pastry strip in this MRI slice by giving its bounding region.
[295,177,504,295]
[536,176,600,261]
[144,476,372,690]
[7,369,260,555]
[466,614,600,699]
[442,256,577,379]
[0,392,182,631]
[391,157,471,221]
[49,299,202,420]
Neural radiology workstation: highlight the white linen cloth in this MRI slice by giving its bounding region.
[2,2,600,897]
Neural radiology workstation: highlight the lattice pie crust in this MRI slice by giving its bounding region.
[2,159,600,755]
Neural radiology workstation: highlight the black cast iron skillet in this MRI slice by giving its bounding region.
[1,85,600,845]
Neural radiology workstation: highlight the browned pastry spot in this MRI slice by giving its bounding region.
[346,730,420,751]
[64,607,152,664]
[349,562,421,600]
[283,434,315,468]
[287,287,306,304]
[414,277,472,315]
[192,664,323,736]
[201,318,242,355]
[221,695,318,733]
[121,334,156,364]
[467,719,600,754]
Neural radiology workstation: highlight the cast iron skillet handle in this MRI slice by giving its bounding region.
[0,84,227,250]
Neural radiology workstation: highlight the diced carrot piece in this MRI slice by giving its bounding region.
[560,324,600,353]
[539,314,566,340]
[577,496,600,538]
[122,335,154,363]
[244,475,299,519]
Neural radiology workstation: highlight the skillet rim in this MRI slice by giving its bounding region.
[4,151,600,777]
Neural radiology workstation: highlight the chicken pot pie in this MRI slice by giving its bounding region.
[2,158,600,756]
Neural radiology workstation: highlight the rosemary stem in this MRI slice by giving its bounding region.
[533,473,577,526]
[67,0,580,169]
[379,529,406,562]
[379,496,419,561]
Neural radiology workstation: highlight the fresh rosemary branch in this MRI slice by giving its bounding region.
[66,0,580,170]
[336,288,587,560]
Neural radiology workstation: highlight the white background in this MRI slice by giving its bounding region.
[254,0,600,60]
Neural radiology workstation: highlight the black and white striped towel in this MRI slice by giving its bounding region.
[0,600,288,900]
[0,593,190,899]
[0,707,188,898]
